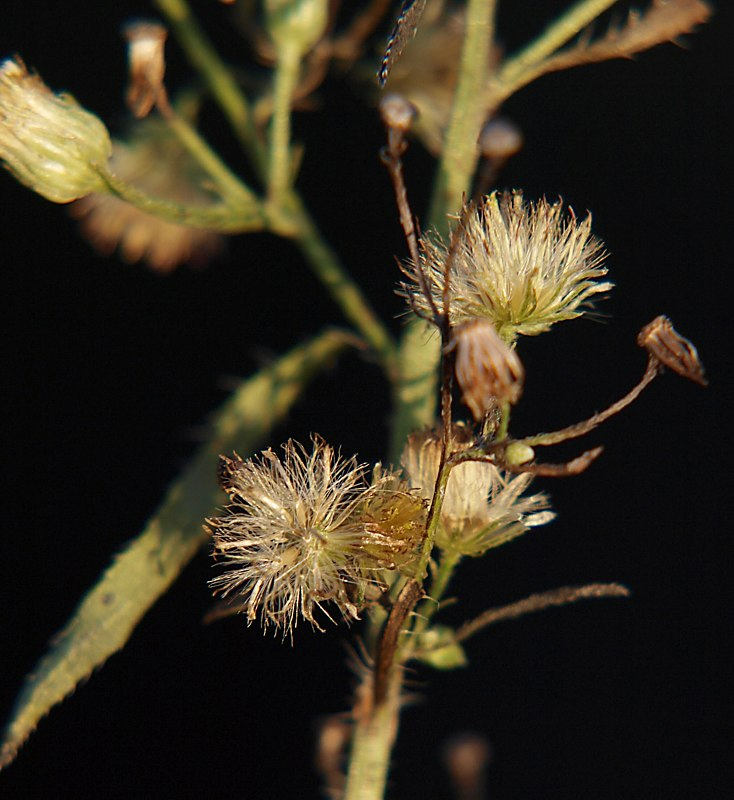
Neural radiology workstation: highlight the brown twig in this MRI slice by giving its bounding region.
[455,582,630,643]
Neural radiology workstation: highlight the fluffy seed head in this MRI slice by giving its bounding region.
[0,57,112,203]
[401,191,612,340]
[208,438,425,635]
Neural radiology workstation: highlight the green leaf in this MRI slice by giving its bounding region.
[0,328,352,770]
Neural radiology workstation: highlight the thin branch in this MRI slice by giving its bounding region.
[519,355,660,448]
[455,582,630,643]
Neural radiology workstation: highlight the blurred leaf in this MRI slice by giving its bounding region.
[0,328,353,770]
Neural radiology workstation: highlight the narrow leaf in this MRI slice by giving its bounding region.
[0,329,352,770]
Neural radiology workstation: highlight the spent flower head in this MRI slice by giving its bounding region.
[208,437,425,635]
[0,57,112,203]
[401,191,612,341]
[401,427,554,556]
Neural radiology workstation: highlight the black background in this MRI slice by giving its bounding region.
[1,1,731,798]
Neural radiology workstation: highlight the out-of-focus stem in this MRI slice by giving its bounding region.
[487,0,619,107]
[154,0,398,379]
[269,41,301,207]
[344,670,402,800]
[162,110,259,206]
[153,0,264,166]
[427,0,497,234]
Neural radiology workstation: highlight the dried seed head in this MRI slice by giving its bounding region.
[400,191,612,340]
[452,318,525,420]
[208,438,425,636]
[638,315,707,386]
[0,57,112,203]
[123,20,169,118]
[401,427,554,557]
[69,118,225,271]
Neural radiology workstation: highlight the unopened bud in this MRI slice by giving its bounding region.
[638,315,707,386]
[0,58,112,203]
[379,93,417,133]
[264,0,329,54]
[504,441,535,466]
[479,117,523,161]
[453,319,525,421]
[123,20,169,118]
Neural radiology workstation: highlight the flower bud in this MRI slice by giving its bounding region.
[0,58,112,203]
[453,319,524,421]
[379,93,417,134]
[264,0,329,54]
[479,117,523,161]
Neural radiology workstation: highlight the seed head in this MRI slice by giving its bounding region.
[401,191,612,340]
[0,58,112,203]
[401,427,554,556]
[208,438,425,635]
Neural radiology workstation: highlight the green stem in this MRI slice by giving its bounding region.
[289,196,399,382]
[100,170,265,233]
[153,0,264,166]
[155,0,398,380]
[268,41,301,207]
[488,0,619,107]
[427,0,497,233]
[344,670,402,800]
[163,111,259,206]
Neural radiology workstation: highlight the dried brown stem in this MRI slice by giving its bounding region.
[520,355,660,448]
[373,579,424,708]
[455,582,630,643]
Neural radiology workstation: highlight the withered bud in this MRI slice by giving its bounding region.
[638,315,707,386]
[123,20,169,118]
[479,117,523,161]
[453,319,525,420]
[379,93,417,133]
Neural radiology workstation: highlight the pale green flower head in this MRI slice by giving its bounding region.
[402,191,613,340]
[0,57,112,203]
[401,427,554,557]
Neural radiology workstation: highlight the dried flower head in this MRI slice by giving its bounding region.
[69,119,224,271]
[0,57,112,203]
[452,319,525,420]
[638,315,707,386]
[401,427,554,556]
[401,191,612,340]
[208,438,425,635]
[123,20,170,119]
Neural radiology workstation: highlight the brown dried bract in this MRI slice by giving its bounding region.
[638,315,707,386]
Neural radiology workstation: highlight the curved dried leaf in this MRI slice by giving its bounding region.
[541,0,711,74]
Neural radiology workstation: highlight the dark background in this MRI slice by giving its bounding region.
[1,1,731,797]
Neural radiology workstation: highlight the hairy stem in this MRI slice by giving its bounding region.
[344,669,402,800]
[427,0,497,233]
[487,0,620,108]
[268,40,301,207]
